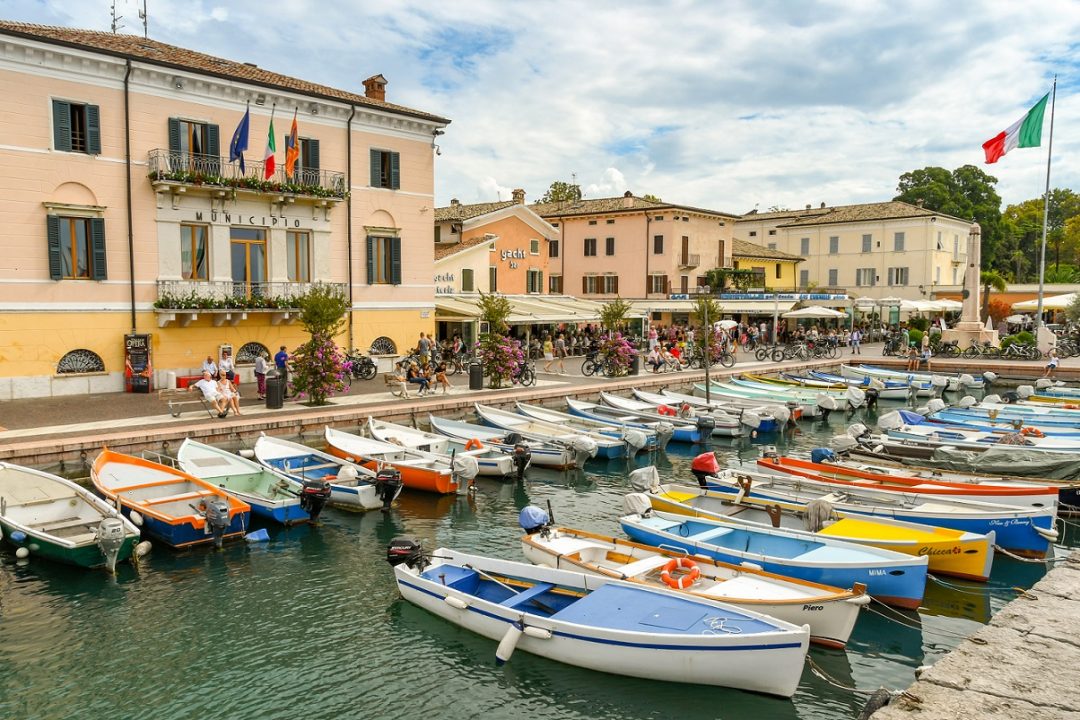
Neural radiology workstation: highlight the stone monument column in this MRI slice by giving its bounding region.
[942,220,999,345]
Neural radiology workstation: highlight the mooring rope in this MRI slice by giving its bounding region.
[806,656,877,696]
[865,598,987,644]
[993,544,1070,564]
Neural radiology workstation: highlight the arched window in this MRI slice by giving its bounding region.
[236,342,270,365]
[369,336,397,355]
[57,349,105,374]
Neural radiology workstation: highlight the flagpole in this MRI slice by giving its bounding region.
[1035,76,1057,331]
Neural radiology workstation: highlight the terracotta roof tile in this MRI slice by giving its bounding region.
[739,201,969,227]
[433,236,494,261]
[530,195,736,219]
[434,200,516,222]
[0,21,450,124]
[731,238,803,262]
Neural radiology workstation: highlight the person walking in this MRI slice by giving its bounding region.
[542,335,555,373]
[254,352,268,399]
[417,332,432,366]
[554,333,567,375]
[850,327,862,355]
[274,345,289,397]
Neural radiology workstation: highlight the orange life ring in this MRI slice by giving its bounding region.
[1020,427,1045,438]
[660,557,700,590]
[464,438,484,451]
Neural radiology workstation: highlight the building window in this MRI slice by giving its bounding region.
[588,220,597,226]
[775,264,782,279]
[369,148,400,189]
[768,229,777,236]
[887,267,909,286]
[551,222,559,228]
[584,237,597,256]
[490,265,498,292]
[682,217,689,222]
[767,242,777,250]
[582,275,599,294]
[856,268,876,287]
[549,274,563,293]
[366,235,401,284]
[167,117,220,172]
[236,342,270,365]
[290,137,321,183]
[935,266,941,284]
[653,235,664,254]
[530,238,540,255]
[862,234,872,253]
[286,230,311,282]
[606,219,615,224]
[47,215,106,280]
[953,236,960,259]
[370,336,397,355]
[894,232,905,251]
[828,236,839,254]
[549,239,559,258]
[828,268,838,286]
[649,274,668,294]
[654,216,664,221]
[461,268,474,292]
[52,99,101,154]
[800,237,810,256]
[56,349,105,375]
[605,237,615,256]
[181,224,209,280]
[602,274,618,293]
[527,269,544,294]
[230,227,267,296]
[749,231,757,237]
[799,269,809,287]
[434,225,442,243]
[936,231,943,251]
[953,267,958,284]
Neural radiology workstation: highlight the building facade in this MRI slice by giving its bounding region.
[735,201,970,300]
[0,22,448,399]
[532,192,737,300]
[730,239,803,290]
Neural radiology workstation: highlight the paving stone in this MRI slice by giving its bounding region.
[870,680,1080,720]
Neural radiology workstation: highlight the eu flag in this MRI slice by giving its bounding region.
[229,106,251,174]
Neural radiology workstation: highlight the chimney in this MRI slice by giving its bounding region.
[450,198,460,206]
[805,204,811,210]
[623,190,634,209]
[820,202,826,208]
[511,188,526,205]
[915,198,924,207]
[363,74,388,102]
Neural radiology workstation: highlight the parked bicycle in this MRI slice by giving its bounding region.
[344,349,378,381]
[510,360,537,386]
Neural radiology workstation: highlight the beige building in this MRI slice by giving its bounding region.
[735,201,970,300]
[0,22,448,399]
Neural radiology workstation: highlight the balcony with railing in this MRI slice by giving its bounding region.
[678,253,700,269]
[147,150,347,201]
[153,280,347,327]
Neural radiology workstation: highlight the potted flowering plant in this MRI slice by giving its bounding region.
[599,332,637,376]
[476,335,525,388]
[289,332,351,405]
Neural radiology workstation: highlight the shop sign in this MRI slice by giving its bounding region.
[500,248,526,269]
[434,272,455,295]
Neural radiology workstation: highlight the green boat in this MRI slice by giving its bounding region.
[0,462,141,571]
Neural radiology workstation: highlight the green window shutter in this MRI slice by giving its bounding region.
[46,215,62,280]
[52,99,72,152]
[90,218,107,280]
[366,235,375,283]
[538,270,543,293]
[369,149,381,186]
[434,225,441,243]
[390,151,401,189]
[85,104,101,155]
[462,269,473,292]
[307,139,320,170]
[167,117,181,153]
[390,237,402,284]
[205,124,221,174]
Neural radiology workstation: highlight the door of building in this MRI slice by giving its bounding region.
[230,227,267,297]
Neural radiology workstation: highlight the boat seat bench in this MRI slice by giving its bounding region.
[139,489,217,506]
[615,556,671,577]
[31,517,92,533]
[500,582,555,609]
[690,527,734,542]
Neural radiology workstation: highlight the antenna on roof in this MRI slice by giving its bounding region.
[138,0,148,38]
[110,0,124,33]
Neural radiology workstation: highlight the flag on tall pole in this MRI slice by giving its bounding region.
[284,109,300,180]
[1034,78,1058,331]
[229,104,251,174]
[263,105,277,180]
[981,92,1050,164]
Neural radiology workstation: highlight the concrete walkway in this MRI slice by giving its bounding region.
[872,553,1080,719]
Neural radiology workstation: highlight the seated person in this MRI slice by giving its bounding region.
[646,346,664,373]
[406,363,431,395]
[218,376,242,416]
[190,371,228,417]
[433,361,451,393]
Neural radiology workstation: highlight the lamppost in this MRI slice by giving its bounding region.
[701,285,711,405]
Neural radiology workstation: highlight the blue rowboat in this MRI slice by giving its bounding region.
[515,401,662,452]
[927,411,1080,437]
[631,387,788,431]
[427,415,579,469]
[620,501,928,609]
[474,403,622,459]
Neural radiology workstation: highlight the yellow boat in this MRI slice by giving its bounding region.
[638,483,995,582]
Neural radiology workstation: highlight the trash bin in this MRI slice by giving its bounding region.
[629,353,641,376]
[469,362,484,391]
[266,372,284,409]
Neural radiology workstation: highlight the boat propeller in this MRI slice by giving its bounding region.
[95,517,127,573]
[202,497,231,548]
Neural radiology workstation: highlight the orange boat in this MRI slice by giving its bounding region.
[323,427,470,495]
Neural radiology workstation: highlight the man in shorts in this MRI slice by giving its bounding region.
[190,371,228,417]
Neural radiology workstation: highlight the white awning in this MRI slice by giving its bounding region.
[1013,293,1077,311]
[783,305,847,319]
[435,294,625,325]
[629,299,796,315]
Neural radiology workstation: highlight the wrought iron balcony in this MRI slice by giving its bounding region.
[153,280,347,327]
[147,149,347,199]
[678,253,700,269]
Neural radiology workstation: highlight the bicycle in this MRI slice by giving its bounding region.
[344,349,378,381]
[581,352,604,376]
[511,360,537,386]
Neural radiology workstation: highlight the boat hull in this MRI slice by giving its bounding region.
[325,444,458,494]
[0,518,138,568]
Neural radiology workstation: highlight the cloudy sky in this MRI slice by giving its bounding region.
[7,0,1080,211]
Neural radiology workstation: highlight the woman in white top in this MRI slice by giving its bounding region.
[218,376,242,415]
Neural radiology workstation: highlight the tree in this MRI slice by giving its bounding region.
[1043,264,1079,283]
[1066,294,1080,324]
[540,180,582,204]
[476,291,512,335]
[642,193,662,203]
[705,267,758,291]
[297,283,350,337]
[475,292,517,388]
[599,296,632,332]
[690,295,724,362]
[894,165,1004,271]
[289,283,352,405]
[980,270,1007,322]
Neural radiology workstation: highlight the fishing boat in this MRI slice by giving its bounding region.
[91,449,250,549]
[561,396,697,444]
[631,387,790,430]
[804,370,928,399]
[176,439,320,525]
[520,522,869,649]
[474,403,620,460]
[840,364,986,392]
[388,542,811,697]
[597,392,743,437]
[736,376,874,410]
[882,416,1080,454]
[515,401,661,452]
[694,382,837,418]
[324,426,475,494]
[252,435,396,511]
[631,470,995,582]
[367,417,526,479]
[0,462,141,571]
[427,415,579,469]
[620,499,928,609]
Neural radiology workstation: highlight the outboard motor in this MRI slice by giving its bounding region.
[300,478,332,522]
[568,435,598,467]
[957,374,975,392]
[816,393,838,419]
[810,447,837,464]
[741,410,763,431]
[1036,378,1053,390]
[877,411,905,431]
[629,466,662,493]
[623,429,648,454]
[906,379,920,406]
[925,398,946,415]
[770,404,792,426]
[386,536,427,570]
[982,393,1001,404]
[846,386,866,411]
[452,454,480,484]
[847,423,870,440]
[503,432,523,446]
[654,421,675,451]
[518,505,551,535]
[1002,391,1020,404]
[511,443,532,481]
[622,492,653,517]
[983,371,997,387]
[695,415,716,440]
[96,517,127,573]
[690,451,721,488]
[957,395,978,408]
[830,434,859,453]
[930,376,948,399]
[1017,384,1035,400]
[375,467,403,512]
[865,387,880,411]
[203,497,231,548]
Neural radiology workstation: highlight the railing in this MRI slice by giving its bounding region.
[147,149,347,199]
[154,280,346,310]
[678,253,701,268]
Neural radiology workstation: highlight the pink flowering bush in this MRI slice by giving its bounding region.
[477,333,525,389]
[289,332,351,405]
[599,332,637,377]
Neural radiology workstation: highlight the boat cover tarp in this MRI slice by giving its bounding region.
[917,446,1080,481]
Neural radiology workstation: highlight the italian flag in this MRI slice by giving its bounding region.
[982,93,1049,164]
[263,116,276,179]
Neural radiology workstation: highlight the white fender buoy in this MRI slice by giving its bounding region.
[129,511,144,527]
[496,622,524,665]
[238,448,256,459]
[15,547,29,559]
[443,596,469,610]
[135,541,152,557]
[523,626,552,640]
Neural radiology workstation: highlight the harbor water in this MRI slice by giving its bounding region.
[0,402,1075,720]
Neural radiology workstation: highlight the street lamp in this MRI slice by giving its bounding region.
[701,285,711,405]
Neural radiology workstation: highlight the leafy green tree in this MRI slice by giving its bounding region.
[1066,294,1080,324]
[290,284,351,405]
[642,194,662,203]
[297,283,350,337]
[476,292,512,335]
[599,296,632,332]
[690,295,724,361]
[540,180,583,204]
[980,270,1007,321]
[1043,264,1079,283]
